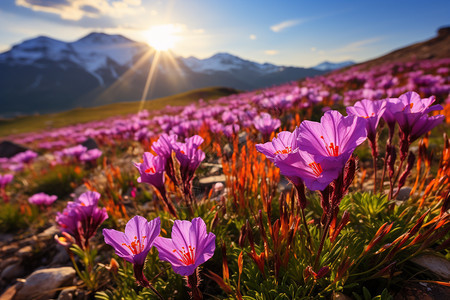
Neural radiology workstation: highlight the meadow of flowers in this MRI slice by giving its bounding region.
[0,58,449,299]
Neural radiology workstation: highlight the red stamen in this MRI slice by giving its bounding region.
[274,146,292,155]
[308,162,323,176]
[321,136,339,156]
[122,235,146,255]
[173,245,196,266]
[363,112,375,119]
[145,167,156,174]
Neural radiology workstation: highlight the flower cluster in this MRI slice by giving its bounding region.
[257,110,367,192]
[56,191,108,249]
[103,215,215,295]
[135,134,205,217]
[28,192,58,207]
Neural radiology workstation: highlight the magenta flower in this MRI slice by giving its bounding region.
[382,97,404,141]
[274,149,342,191]
[256,130,300,163]
[134,152,178,218]
[153,217,216,276]
[60,145,87,159]
[29,192,57,206]
[56,191,108,249]
[151,134,178,160]
[103,216,162,291]
[0,174,13,188]
[174,135,205,187]
[11,150,38,164]
[253,112,281,138]
[79,149,102,162]
[346,99,386,143]
[103,216,161,266]
[134,152,166,193]
[297,110,367,167]
[394,92,444,144]
[151,134,179,185]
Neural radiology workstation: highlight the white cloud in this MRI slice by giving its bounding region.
[333,37,383,53]
[249,34,256,40]
[264,50,279,55]
[15,0,143,20]
[270,19,303,32]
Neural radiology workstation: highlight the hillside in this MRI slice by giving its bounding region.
[360,26,450,68]
[0,87,237,137]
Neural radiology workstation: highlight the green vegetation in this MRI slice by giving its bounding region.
[0,87,237,137]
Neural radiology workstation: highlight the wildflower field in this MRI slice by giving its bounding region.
[1,58,449,299]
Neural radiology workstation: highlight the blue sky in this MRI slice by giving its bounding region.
[0,0,449,67]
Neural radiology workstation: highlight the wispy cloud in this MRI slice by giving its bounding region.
[270,19,303,32]
[249,34,256,40]
[264,50,279,55]
[15,0,143,20]
[332,37,383,53]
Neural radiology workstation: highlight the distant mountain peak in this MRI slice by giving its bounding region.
[75,32,135,45]
[312,60,355,71]
[0,31,324,117]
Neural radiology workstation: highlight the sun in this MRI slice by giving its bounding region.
[142,24,182,51]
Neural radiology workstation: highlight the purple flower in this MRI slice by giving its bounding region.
[256,130,300,163]
[153,217,216,276]
[151,134,178,160]
[11,150,38,164]
[56,191,108,249]
[174,135,205,186]
[29,192,58,206]
[394,92,444,144]
[60,145,87,159]
[274,149,342,191]
[134,152,178,218]
[79,149,102,162]
[103,216,161,266]
[134,152,166,193]
[346,99,386,142]
[297,110,367,168]
[253,113,281,137]
[0,174,13,188]
[151,134,179,185]
[382,97,404,142]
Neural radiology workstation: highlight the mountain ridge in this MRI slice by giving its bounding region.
[0,33,324,117]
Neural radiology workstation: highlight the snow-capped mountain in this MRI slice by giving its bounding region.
[0,33,324,117]
[182,52,281,74]
[312,60,355,71]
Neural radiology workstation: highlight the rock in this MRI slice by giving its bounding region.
[37,225,59,240]
[0,244,19,256]
[17,245,33,258]
[0,141,28,158]
[0,233,14,243]
[81,138,98,150]
[395,281,450,300]
[0,263,25,281]
[57,286,76,300]
[396,187,412,201]
[0,282,23,300]
[14,267,76,300]
[199,175,226,185]
[0,257,21,270]
[411,254,450,280]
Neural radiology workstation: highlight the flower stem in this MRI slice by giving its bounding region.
[187,268,203,300]
[313,211,332,270]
